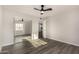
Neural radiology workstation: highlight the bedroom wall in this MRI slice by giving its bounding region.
[46,7,79,46]
[2,7,36,46]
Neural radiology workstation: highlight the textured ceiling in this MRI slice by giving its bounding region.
[3,5,79,17]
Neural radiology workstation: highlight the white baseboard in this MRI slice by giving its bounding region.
[46,34,79,47]
[2,40,22,47]
[2,42,13,47]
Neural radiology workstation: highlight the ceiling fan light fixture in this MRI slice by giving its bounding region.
[41,11,44,15]
[34,5,52,15]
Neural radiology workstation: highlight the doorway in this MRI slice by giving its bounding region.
[13,17,32,44]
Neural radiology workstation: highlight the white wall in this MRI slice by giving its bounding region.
[46,7,79,46]
[32,19,39,39]
[0,6,3,51]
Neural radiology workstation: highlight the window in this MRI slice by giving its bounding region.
[16,23,23,31]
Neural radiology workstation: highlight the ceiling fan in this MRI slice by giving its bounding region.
[34,5,52,15]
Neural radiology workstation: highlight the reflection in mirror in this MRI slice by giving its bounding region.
[38,18,46,39]
[13,17,47,48]
[14,17,32,44]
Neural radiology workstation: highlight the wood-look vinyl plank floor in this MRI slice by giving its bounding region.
[1,38,79,54]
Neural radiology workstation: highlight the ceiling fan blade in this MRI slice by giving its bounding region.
[44,8,52,11]
[34,8,40,11]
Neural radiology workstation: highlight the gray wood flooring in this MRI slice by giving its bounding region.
[1,38,79,54]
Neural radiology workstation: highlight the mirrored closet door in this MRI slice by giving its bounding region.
[13,17,32,44]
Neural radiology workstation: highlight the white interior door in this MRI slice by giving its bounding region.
[32,20,39,39]
[43,20,47,38]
